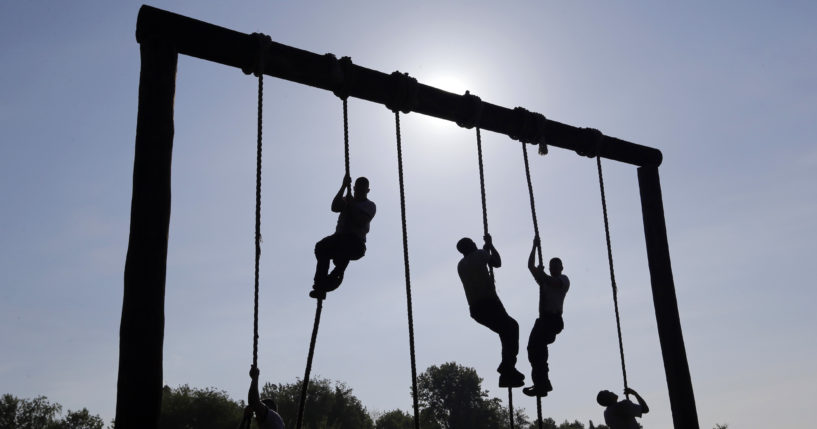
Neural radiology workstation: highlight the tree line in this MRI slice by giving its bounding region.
[1,362,727,429]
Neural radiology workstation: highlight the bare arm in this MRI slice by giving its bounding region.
[331,175,352,212]
[528,237,539,275]
[484,234,501,268]
[625,387,649,414]
[248,366,267,419]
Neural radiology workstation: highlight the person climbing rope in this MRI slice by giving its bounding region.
[523,236,570,397]
[597,387,649,429]
[456,234,525,388]
[310,175,376,299]
[245,366,285,429]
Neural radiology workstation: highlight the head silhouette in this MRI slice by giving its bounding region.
[353,177,370,199]
[597,390,618,406]
[549,257,563,276]
[261,398,277,412]
[456,237,477,255]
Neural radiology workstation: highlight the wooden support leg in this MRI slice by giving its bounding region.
[638,166,700,429]
[116,40,178,429]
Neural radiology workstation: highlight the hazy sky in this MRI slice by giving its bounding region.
[1,2,816,428]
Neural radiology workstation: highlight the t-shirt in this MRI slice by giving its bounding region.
[258,405,285,429]
[335,197,376,242]
[536,272,569,316]
[603,399,643,429]
[457,249,498,306]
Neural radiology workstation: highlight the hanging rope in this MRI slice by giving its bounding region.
[252,72,263,370]
[393,111,421,429]
[521,142,543,267]
[295,94,353,429]
[240,31,271,429]
[507,387,515,429]
[536,396,543,429]
[295,298,323,429]
[343,98,350,179]
[476,128,490,240]
[474,127,514,429]
[596,155,629,394]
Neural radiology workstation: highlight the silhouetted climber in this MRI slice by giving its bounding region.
[246,366,285,429]
[523,236,570,397]
[310,175,376,299]
[456,234,525,388]
[597,387,649,429]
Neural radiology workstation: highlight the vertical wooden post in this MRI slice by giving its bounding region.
[116,40,178,429]
[637,166,699,429]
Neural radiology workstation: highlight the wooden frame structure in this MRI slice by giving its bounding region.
[119,5,700,428]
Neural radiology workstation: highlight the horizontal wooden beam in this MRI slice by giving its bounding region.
[136,4,661,167]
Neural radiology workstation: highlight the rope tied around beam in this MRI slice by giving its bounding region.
[576,127,606,158]
[509,106,549,154]
[456,90,483,129]
[386,71,419,114]
[326,54,355,100]
[241,33,273,77]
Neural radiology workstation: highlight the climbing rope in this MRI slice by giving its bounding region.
[521,142,543,267]
[343,98,350,179]
[596,156,630,394]
[295,96,352,429]
[536,396,543,429]
[393,111,421,429]
[296,298,323,429]
[239,31,271,429]
[475,128,490,241]
[473,127,514,429]
[252,72,263,370]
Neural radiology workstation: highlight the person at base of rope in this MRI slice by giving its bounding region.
[597,387,649,429]
[523,236,570,397]
[246,366,285,429]
[310,175,376,299]
[456,234,525,388]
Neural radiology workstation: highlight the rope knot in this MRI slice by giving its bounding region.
[456,90,483,129]
[386,71,419,114]
[242,33,273,77]
[577,127,605,158]
[510,107,549,149]
[326,54,354,100]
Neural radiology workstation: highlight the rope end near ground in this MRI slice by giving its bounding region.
[507,387,515,429]
[295,297,324,429]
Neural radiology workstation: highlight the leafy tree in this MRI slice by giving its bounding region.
[55,409,105,429]
[262,377,374,429]
[375,409,414,429]
[0,394,105,429]
[713,425,728,429]
[416,362,531,429]
[158,385,244,429]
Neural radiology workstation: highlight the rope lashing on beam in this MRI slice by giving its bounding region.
[509,106,549,155]
[241,33,273,77]
[386,71,419,114]
[456,90,483,129]
[576,127,606,158]
[326,54,355,100]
